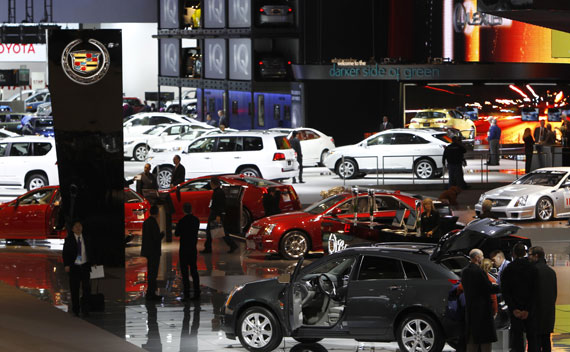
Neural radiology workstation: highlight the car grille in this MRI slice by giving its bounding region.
[487,198,510,207]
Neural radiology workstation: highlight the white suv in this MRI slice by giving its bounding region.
[324,128,449,179]
[0,136,59,190]
[146,131,298,188]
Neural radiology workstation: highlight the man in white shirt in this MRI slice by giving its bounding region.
[490,250,511,286]
[63,221,93,317]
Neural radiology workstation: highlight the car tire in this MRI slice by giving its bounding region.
[292,337,323,344]
[241,207,252,234]
[156,166,173,189]
[237,306,283,352]
[319,150,329,167]
[397,313,444,352]
[238,167,261,178]
[414,159,436,179]
[26,173,48,191]
[280,230,310,260]
[536,197,554,221]
[133,144,149,162]
[336,159,358,179]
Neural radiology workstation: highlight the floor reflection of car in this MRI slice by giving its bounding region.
[162,175,301,232]
[258,56,291,79]
[0,186,149,239]
[324,129,448,179]
[245,191,422,259]
[475,167,570,221]
[225,218,530,352]
[408,109,476,139]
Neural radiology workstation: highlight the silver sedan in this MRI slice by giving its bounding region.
[474,167,570,221]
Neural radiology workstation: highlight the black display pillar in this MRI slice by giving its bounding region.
[48,29,125,267]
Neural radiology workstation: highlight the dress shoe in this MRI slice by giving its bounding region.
[299,180,305,184]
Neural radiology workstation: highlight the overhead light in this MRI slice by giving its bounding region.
[484,83,515,85]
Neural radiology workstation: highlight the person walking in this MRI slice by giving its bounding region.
[523,128,535,174]
[442,136,467,189]
[201,177,238,254]
[501,243,539,352]
[62,220,94,317]
[380,115,393,131]
[175,203,201,301]
[487,118,501,165]
[171,155,186,187]
[529,246,557,352]
[461,248,500,352]
[141,205,165,300]
[489,250,510,286]
[290,131,304,184]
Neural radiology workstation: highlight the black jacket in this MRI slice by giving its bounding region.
[290,137,302,158]
[171,164,186,186]
[442,142,466,165]
[136,172,158,194]
[62,232,94,267]
[380,121,393,131]
[533,259,557,333]
[461,262,500,343]
[501,257,539,314]
[420,210,439,236]
[209,187,226,219]
[534,126,547,143]
[262,191,281,217]
[141,216,163,258]
[523,135,535,155]
[175,214,200,252]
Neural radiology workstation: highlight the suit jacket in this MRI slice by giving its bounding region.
[289,137,302,158]
[141,216,163,258]
[501,257,539,313]
[136,172,158,194]
[534,259,557,333]
[62,232,94,267]
[534,126,547,143]
[209,187,226,219]
[175,214,200,252]
[380,121,393,131]
[172,164,186,186]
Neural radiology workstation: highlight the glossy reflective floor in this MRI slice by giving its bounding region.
[2,233,570,352]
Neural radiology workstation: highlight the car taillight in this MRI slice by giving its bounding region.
[288,8,292,12]
[436,119,448,123]
[273,152,285,161]
[448,279,460,285]
[259,8,264,12]
[259,61,264,65]
[287,61,292,65]
[330,137,334,144]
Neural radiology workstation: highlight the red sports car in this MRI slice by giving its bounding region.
[0,186,150,239]
[245,191,422,259]
[163,175,301,231]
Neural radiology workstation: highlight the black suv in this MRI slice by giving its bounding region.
[222,218,529,352]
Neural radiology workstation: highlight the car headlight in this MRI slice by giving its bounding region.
[514,195,528,207]
[124,140,135,145]
[169,146,182,151]
[263,224,276,235]
[225,284,245,307]
[478,194,484,204]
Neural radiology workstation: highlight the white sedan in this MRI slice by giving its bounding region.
[123,112,212,137]
[475,167,570,221]
[124,123,194,161]
[269,127,336,166]
[323,128,449,179]
[146,128,237,158]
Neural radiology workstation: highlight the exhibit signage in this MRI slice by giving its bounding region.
[204,0,226,28]
[229,38,251,80]
[159,0,181,29]
[204,38,226,79]
[160,38,181,77]
[229,0,251,28]
[0,43,47,62]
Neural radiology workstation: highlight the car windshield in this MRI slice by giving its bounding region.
[238,177,280,187]
[416,111,446,119]
[513,171,567,186]
[304,194,346,214]
[432,133,452,143]
[144,126,165,135]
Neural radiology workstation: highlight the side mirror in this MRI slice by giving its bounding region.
[330,207,343,217]
[277,273,291,284]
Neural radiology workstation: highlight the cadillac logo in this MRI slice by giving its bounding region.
[61,39,110,85]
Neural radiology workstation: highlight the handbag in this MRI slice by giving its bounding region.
[210,222,225,239]
[90,265,105,279]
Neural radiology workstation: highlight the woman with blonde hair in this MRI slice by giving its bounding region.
[523,127,534,174]
[420,198,439,238]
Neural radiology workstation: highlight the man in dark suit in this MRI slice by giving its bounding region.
[461,248,500,352]
[175,203,201,300]
[141,205,164,300]
[535,120,547,168]
[501,243,539,352]
[218,110,228,128]
[171,155,186,187]
[201,177,238,254]
[529,246,557,352]
[380,115,393,131]
[137,163,159,204]
[62,220,94,316]
[290,131,304,184]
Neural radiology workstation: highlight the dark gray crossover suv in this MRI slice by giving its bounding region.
[222,218,529,352]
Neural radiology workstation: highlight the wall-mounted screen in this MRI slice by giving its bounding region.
[160,38,181,77]
[204,0,226,28]
[229,38,251,80]
[204,38,226,79]
[521,108,539,121]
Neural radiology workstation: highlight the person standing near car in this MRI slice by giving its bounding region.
[501,243,539,352]
[137,163,159,203]
[420,198,439,238]
[487,118,501,166]
[171,155,186,187]
[141,205,165,301]
[442,136,467,189]
[201,177,238,254]
[175,203,201,301]
[63,220,93,317]
[262,187,281,217]
[461,248,500,352]
[489,250,510,286]
[205,113,217,127]
[523,128,535,174]
[217,110,229,128]
[529,246,557,352]
[290,131,304,184]
[380,115,393,131]
[534,120,547,168]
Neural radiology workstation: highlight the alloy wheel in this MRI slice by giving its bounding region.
[339,161,355,178]
[241,312,273,349]
[400,318,436,352]
[537,198,553,221]
[134,145,148,161]
[415,161,433,179]
[283,231,308,259]
[29,178,46,190]
[157,170,172,189]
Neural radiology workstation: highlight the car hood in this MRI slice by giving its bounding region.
[430,218,521,262]
[254,211,315,225]
[483,184,551,198]
[152,140,189,151]
[331,144,360,154]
